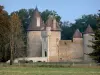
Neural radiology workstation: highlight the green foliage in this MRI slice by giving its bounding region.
[89,12,100,63]
[41,9,61,23]
[10,9,34,54]
[61,14,97,40]
[61,21,73,40]
[0,5,26,63]
[10,13,25,59]
[11,9,34,33]
[0,5,10,62]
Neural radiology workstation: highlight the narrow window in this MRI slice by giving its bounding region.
[37,17,40,27]
[45,51,47,57]
[53,19,56,29]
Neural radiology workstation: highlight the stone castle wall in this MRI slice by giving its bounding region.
[48,31,61,62]
[59,38,83,62]
[27,31,93,62]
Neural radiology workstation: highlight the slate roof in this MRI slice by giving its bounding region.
[27,7,44,31]
[84,25,94,34]
[27,8,61,31]
[45,15,61,31]
[73,29,82,38]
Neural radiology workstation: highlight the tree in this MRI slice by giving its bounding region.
[10,13,25,65]
[11,9,34,52]
[41,9,61,23]
[61,14,97,40]
[0,5,10,62]
[61,21,73,40]
[89,11,100,63]
[11,9,34,33]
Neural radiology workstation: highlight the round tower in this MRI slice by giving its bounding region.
[83,25,94,62]
[27,7,44,57]
[73,29,83,61]
[45,15,61,62]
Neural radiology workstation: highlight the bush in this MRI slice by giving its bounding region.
[18,60,26,63]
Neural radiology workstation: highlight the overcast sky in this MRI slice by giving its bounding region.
[1,0,100,22]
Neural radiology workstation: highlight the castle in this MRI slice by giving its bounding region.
[27,7,94,62]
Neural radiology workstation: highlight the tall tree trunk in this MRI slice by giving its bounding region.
[10,34,14,65]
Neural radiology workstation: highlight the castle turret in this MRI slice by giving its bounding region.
[45,15,61,62]
[72,29,83,61]
[73,29,82,38]
[27,7,44,31]
[73,29,82,42]
[27,7,44,57]
[83,25,94,62]
[46,15,61,31]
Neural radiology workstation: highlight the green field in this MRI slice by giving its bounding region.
[0,66,100,75]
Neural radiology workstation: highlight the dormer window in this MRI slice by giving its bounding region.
[37,17,40,27]
[53,19,56,29]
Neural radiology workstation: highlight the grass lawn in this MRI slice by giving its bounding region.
[0,66,100,75]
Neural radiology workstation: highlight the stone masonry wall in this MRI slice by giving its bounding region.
[48,31,61,62]
[27,31,42,57]
[59,38,83,62]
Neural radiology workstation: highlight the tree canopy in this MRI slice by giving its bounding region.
[61,14,97,40]
[0,5,10,62]
[89,11,100,63]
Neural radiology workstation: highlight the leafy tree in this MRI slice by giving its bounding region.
[61,21,73,40]
[89,11,100,63]
[61,14,97,40]
[11,9,33,33]
[10,13,25,65]
[0,5,10,62]
[41,9,61,23]
[11,9,34,54]
[74,14,97,32]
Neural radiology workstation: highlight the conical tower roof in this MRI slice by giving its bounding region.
[73,29,82,38]
[84,25,94,34]
[46,15,53,27]
[46,15,61,31]
[27,7,44,31]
